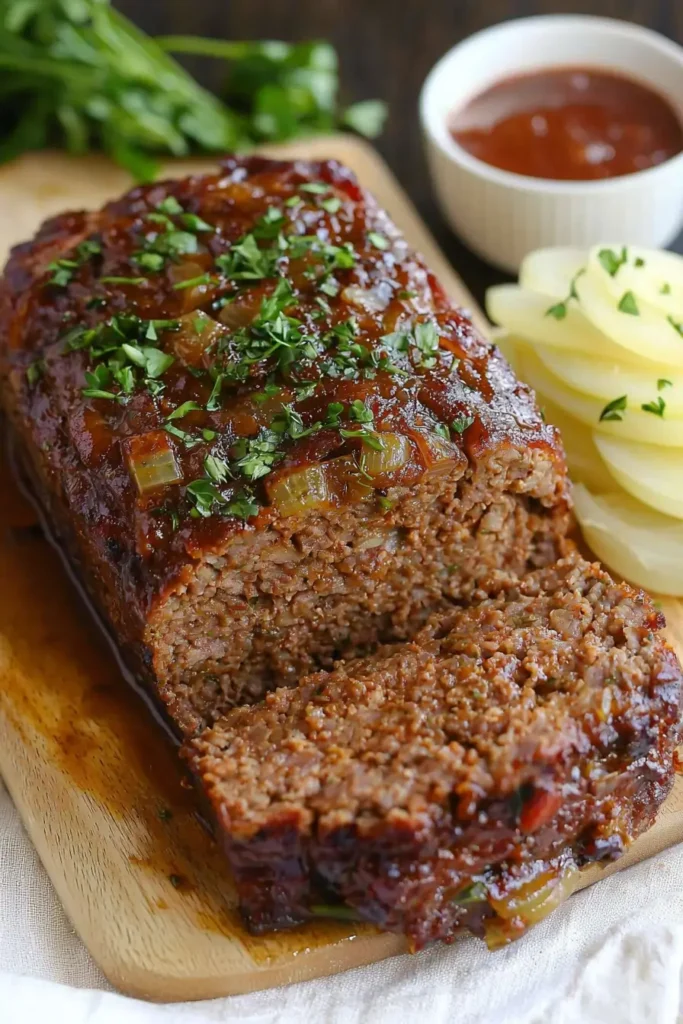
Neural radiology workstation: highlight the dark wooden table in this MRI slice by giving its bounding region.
[118,0,683,306]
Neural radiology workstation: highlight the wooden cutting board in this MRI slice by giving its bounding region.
[1,135,682,1003]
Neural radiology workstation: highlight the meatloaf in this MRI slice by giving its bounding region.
[189,555,683,948]
[0,156,569,737]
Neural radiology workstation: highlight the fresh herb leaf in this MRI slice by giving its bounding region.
[451,415,475,434]
[661,283,672,295]
[320,195,342,214]
[206,373,224,412]
[597,247,628,277]
[298,182,329,194]
[172,273,215,291]
[232,429,283,480]
[224,493,260,520]
[186,478,225,517]
[618,291,639,316]
[599,395,627,422]
[642,397,666,417]
[204,453,231,483]
[167,400,202,421]
[634,256,646,268]
[545,302,567,320]
[26,359,44,386]
[341,99,387,138]
[658,378,673,391]
[668,315,683,337]
[367,231,389,250]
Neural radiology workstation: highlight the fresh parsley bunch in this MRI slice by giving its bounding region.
[0,0,387,180]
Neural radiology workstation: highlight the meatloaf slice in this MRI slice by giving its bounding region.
[188,555,683,948]
[0,155,569,737]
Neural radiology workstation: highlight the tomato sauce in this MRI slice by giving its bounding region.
[449,67,683,181]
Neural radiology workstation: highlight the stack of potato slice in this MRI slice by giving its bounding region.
[487,245,683,595]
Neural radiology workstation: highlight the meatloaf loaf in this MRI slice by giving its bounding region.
[189,555,683,948]
[0,156,570,736]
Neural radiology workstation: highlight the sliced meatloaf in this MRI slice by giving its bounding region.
[188,555,683,948]
[0,156,569,736]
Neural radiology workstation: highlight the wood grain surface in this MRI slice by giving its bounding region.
[115,0,683,306]
[0,136,682,1002]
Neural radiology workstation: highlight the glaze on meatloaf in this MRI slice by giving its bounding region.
[189,556,683,948]
[0,156,569,736]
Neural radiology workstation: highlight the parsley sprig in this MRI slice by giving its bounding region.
[0,2,386,181]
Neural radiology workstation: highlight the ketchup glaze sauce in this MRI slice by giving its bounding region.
[449,67,683,181]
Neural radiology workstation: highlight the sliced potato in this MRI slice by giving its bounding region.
[485,285,635,362]
[536,347,682,414]
[593,434,683,520]
[516,345,683,447]
[573,484,683,595]
[576,265,683,369]
[519,247,587,297]
[586,244,683,317]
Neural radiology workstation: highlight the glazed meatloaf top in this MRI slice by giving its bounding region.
[191,554,682,841]
[0,157,568,641]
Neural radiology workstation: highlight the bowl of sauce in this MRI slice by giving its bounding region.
[420,17,683,272]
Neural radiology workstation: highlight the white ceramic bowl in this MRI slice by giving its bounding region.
[419,16,683,273]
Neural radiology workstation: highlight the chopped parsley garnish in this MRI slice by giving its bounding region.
[166,400,202,421]
[186,479,224,517]
[216,233,279,281]
[157,196,183,216]
[232,429,283,481]
[100,275,147,285]
[642,397,666,417]
[299,182,329,194]
[658,378,673,391]
[46,238,101,288]
[634,256,646,268]
[667,315,683,338]
[180,212,214,233]
[204,454,231,484]
[172,273,215,291]
[325,402,344,426]
[206,373,224,412]
[367,231,389,250]
[597,246,628,277]
[413,321,440,367]
[378,496,394,511]
[451,415,475,434]
[661,283,672,295]
[599,395,627,422]
[294,381,317,401]
[271,403,321,440]
[339,428,384,451]
[320,196,342,214]
[26,360,44,386]
[224,494,260,520]
[136,252,165,272]
[617,291,639,316]
[433,422,450,440]
[544,268,585,320]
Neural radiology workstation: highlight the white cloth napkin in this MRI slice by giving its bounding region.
[3,778,683,1024]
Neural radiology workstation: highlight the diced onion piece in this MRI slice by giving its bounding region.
[573,484,683,595]
[172,311,225,367]
[341,283,392,313]
[219,292,264,329]
[489,865,576,927]
[267,464,332,517]
[593,434,683,520]
[167,259,214,310]
[409,429,464,478]
[124,430,182,495]
[361,432,411,477]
